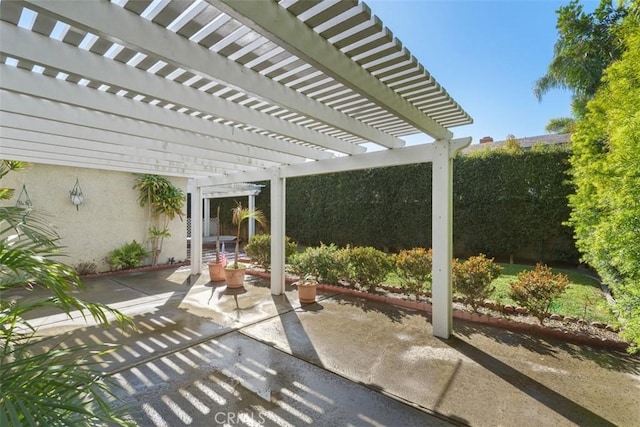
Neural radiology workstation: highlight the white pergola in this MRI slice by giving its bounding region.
[0,0,472,338]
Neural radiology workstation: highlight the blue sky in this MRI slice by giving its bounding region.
[365,0,591,144]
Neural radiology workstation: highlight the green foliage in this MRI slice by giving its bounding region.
[1,161,133,425]
[568,13,640,352]
[133,174,185,266]
[245,234,297,268]
[509,263,570,324]
[289,244,347,285]
[454,147,576,263]
[395,247,433,299]
[106,240,149,271]
[534,0,629,116]
[489,263,615,323]
[342,246,394,292]
[75,261,97,276]
[286,165,433,251]
[545,117,575,134]
[452,254,503,311]
[283,152,576,264]
[230,202,267,269]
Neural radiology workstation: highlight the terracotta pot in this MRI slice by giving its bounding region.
[298,284,317,304]
[224,267,246,288]
[208,261,226,282]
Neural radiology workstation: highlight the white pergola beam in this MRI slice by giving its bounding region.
[0,70,320,163]
[0,22,362,156]
[21,0,400,150]
[0,112,272,170]
[196,139,470,186]
[0,128,236,173]
[213,0,453,141]
[2,145,212,177]
[2,139,227,176]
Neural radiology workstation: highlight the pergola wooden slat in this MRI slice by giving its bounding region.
[0,0,473,338]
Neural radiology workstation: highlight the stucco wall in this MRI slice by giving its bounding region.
[1,163,187,272]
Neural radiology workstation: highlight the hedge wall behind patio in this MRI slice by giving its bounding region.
[226,145,578,264]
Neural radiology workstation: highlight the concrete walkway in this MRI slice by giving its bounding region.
[16,266,640,426]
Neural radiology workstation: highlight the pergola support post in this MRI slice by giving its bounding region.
[203,199,210,237]
[431,139,453,338]
[270,168,286,295]
[248,193,256,240]
[190,182,203,275]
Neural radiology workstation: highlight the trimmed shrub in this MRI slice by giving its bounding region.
[75,262,97,276]
[453,254,503,311]
[509,263,569,324]
[343,246,394,292]
[106,240,149,271]
[396,247,432,299]
[289,243,347,285]
[245,234,297,268]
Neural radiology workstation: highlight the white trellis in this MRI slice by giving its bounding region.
[0,0,472,338]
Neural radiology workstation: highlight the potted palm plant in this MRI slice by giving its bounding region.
[224,202,267,288]
[208,205,226,281]
[297,274,318,304]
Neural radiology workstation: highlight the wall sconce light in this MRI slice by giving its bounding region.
[70,178,84,211]
[16,184,33,215]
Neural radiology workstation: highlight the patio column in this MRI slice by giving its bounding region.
[190,183,203,275]
[203,199,210,237]
[270,168,286,295]
[432,139,453,338]
[248,193,256,240]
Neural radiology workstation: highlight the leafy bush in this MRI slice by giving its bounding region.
[245,234,297,268]
[75,261,97,276]
[396,247,432,299]
[289,243,347,285]
[106,240,149,270]
[343,246,394,292]
[453,254,503,311]
[509,263,569,324]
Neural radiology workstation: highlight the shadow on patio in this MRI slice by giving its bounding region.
[23,266,639,426]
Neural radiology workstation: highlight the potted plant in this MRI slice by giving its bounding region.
[224,202,267,288]
[208,205,226,281]
[297,274,318,304]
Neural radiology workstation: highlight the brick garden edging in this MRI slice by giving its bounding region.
[80,261,190,279]
[246,269,629,352]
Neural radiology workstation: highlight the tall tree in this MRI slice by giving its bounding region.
[535,0,629,117]
[545,117,575,134]
[567,5,640,352]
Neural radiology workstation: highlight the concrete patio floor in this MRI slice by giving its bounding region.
[15,266,640,426]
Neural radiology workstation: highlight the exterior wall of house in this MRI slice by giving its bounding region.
[1,163,187,272]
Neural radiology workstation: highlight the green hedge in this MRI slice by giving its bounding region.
[216,145,578,264]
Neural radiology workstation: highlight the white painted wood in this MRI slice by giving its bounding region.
[431,139,453,338]
[248,194,256,240]
[0,22,361,156]
[203,199,211,237]
[190,182,203,275]
[270,169,286,295]
[0,111,269,170]
[22,0,399,150]
[0,71,322,163]
[213,0,453,141]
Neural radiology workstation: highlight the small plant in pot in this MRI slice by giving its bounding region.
[208,205,227,282]
[296,274,318,304]
[224,202,267,288]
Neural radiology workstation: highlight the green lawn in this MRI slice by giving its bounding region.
[384,263,616,324]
